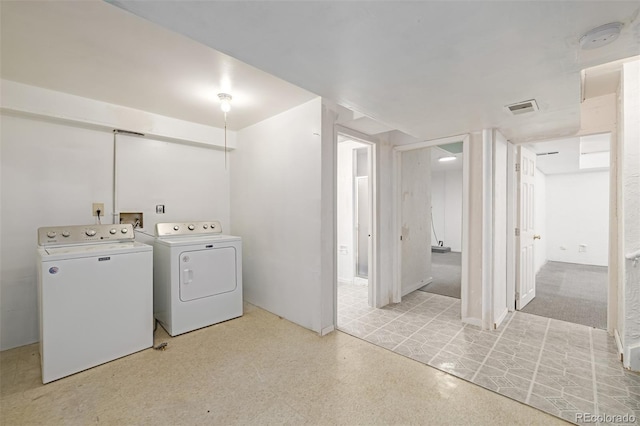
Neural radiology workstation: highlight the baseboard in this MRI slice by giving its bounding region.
[615,329,624,361]
[353,277,368,286]
[493,308,509,330]
[320,325,335,336]
[402,277,433,297]
[462,316,483,328]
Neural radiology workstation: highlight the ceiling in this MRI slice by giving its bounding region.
[106,1,640,142]
[526,133,610,175]
[1,1,638,141]
[0,0,317,130]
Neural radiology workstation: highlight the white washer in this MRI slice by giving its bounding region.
[37,224,153,384]
[137,221,242,336]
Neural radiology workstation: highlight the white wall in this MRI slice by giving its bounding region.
[337,140,367,282]
[231,97,324,333]
[621,60,640,370]
[0,114,228,350]
[431,169,462,252]
[545,171,609,266]
[116,133,229,232]
[465,131,484,325]
[534,168,547,274]
[492,130,508,327]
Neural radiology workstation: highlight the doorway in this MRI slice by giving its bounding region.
[419,143,464,299]
[392,134,471,321]
[515,133,611,329]
[336,134,376,330]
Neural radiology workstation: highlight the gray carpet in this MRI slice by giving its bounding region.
[522,261,607,329]
[419,252,461,299]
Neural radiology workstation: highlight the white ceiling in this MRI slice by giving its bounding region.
[0,0,317,130]
[1,1,638,141]
[106,1,640,142]
[526,133,610,175]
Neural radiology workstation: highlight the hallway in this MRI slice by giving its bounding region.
[337,283,639,424]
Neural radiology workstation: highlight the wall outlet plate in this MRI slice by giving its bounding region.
[92,203,104,216]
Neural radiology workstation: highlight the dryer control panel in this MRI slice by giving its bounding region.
[156,221,223,237]
[38,224,135,246]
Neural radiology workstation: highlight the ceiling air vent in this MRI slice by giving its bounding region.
[505,99,539,115]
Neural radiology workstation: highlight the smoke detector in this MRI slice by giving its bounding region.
[580,22,623,50]
[505,99,539,115]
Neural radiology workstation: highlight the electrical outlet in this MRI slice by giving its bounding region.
[92,203,104,217]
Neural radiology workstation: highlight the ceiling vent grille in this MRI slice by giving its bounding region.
[505,99,539,115]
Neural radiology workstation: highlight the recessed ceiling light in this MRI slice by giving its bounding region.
[580,22,623,50]
[438,156,456,162]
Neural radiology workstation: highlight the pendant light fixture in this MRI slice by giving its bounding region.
[218,93,232,169]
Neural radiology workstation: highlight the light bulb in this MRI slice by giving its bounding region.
[218,93,232,113]
[438,156,456,162]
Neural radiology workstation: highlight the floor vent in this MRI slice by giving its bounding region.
[505,99,539,115]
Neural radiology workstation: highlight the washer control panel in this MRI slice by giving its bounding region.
[156,221,222,237]
[38,224,135,246]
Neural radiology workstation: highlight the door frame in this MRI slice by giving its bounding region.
[335,126,378,308]
[507,132,617,334]
[391,134,471,317]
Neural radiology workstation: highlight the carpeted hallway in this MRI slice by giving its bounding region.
[419,255,607,330]
[419,251,461,299]
[522,261,608,329]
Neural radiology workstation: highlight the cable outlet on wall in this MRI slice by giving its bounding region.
[92,203,104,216]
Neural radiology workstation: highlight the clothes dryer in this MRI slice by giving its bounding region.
[137,221,242,336]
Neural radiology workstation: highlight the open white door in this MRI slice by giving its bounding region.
[400,148,432,296]
[516,146,536,309]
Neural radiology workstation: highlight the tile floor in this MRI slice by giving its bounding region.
[0,303,565,425]
[338,281,640,425]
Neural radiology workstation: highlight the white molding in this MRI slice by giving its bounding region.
[493,307,509,330]
[462,317,483,328]
[401,278,433,297]
[320,325,335,336]
[615,329,624,360]
[482,129,493,330]
[506,142,517,312]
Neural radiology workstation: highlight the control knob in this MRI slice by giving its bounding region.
[173,226,179,231]
[86,229,97,237]
[62,231,70,237]
[47,231,57,238]
[121,228,128,234]
[203,224,209,229]
[188,224,195,231]
[110,229,117,234]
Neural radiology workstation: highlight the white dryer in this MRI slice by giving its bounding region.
[138,221,242,336]
[37,224,153,383]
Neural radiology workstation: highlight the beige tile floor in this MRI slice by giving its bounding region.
[0,303,565,425]
[338,282,640,426]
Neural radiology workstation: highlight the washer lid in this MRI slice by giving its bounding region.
[40,241,152,260]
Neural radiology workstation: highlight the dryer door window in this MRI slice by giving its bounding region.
[179,247,237,302]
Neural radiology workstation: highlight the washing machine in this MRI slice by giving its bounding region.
[137,221,242,336]
[37,224,153,384]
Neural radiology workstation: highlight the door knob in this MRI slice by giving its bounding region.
[533,234,541,240]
